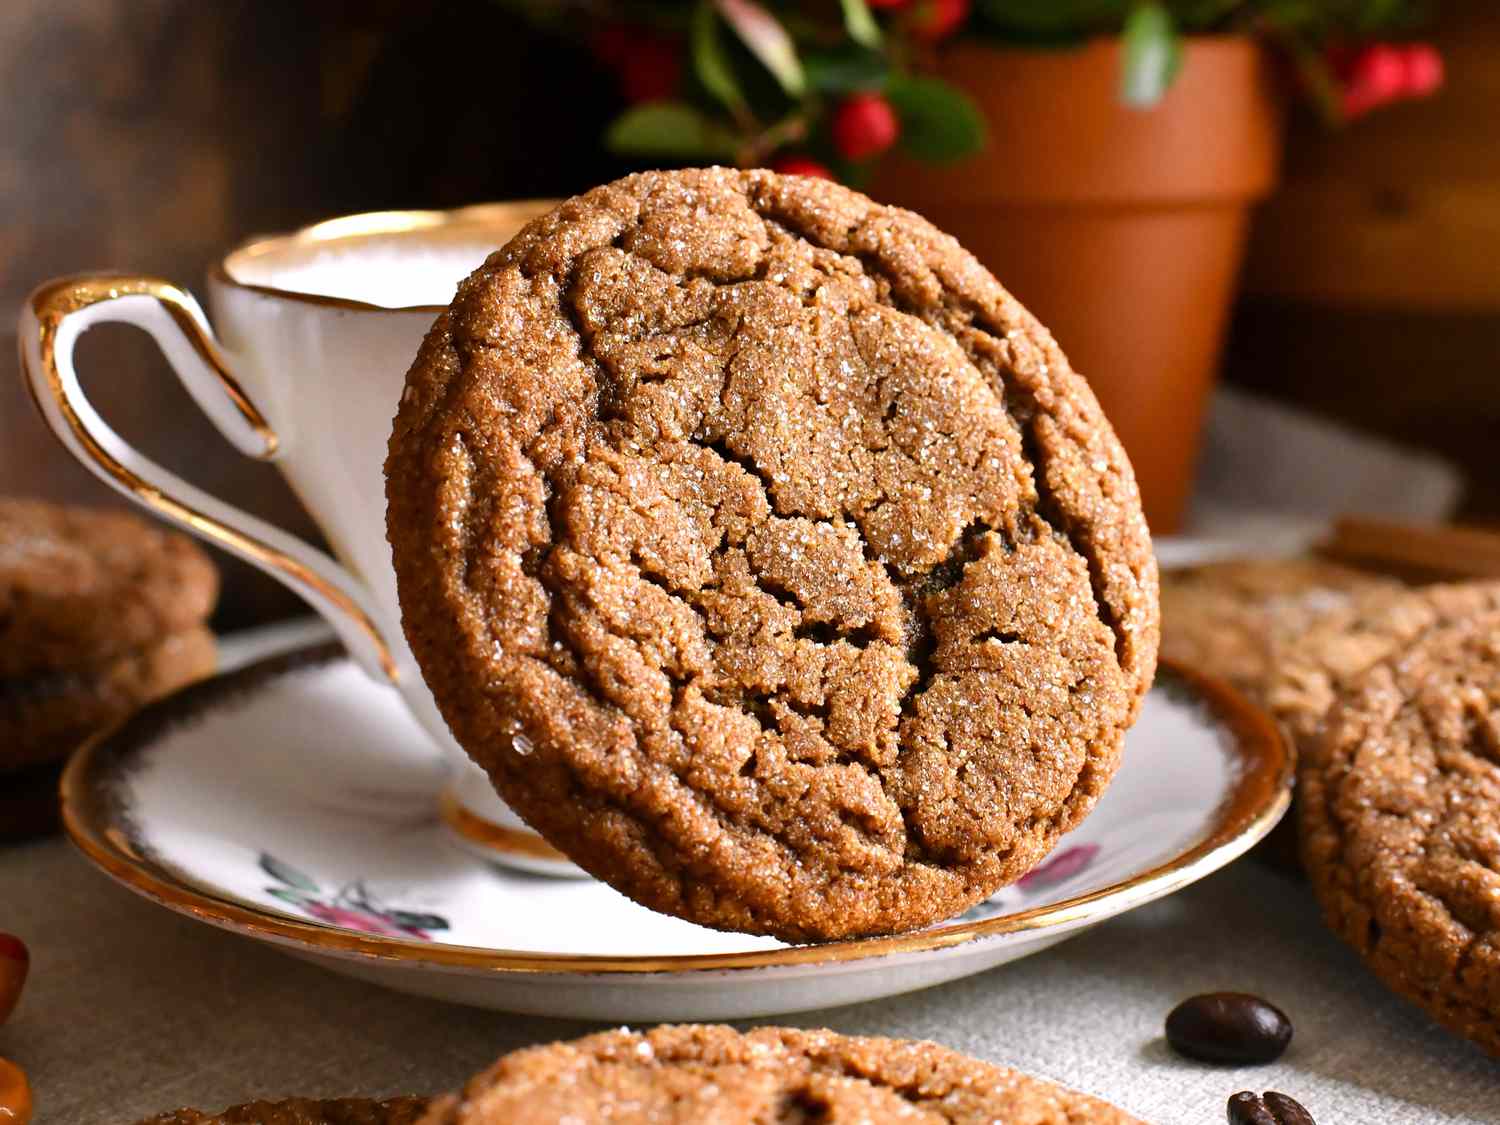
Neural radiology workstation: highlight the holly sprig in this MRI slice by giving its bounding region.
[975,1,1439,119]
[599,0,986,182]
[501,0,1442,183]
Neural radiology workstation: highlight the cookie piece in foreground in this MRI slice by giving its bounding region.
[1300,606,1500,1057]
[0,499,219,676]
[135,1097,428,1125]
[417,1025,1142,1125]
[386,167,1158,940]
[1160,557,1401,704]
[0,627,218,773]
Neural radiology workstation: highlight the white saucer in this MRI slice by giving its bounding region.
[63,644,1288,1021]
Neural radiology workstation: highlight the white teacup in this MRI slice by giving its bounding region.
[19,203,583,876]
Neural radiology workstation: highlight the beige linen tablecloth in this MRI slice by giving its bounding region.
[5,832,1498,1124]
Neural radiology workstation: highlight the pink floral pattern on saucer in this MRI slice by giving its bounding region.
[260,852,449,940]
[1017,844,1102,891]
[949,843,1103,924]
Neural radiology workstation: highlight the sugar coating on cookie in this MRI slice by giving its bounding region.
[417,1025,1142,1125]
[386,167,1158,940]
[1300,596,1500,1057]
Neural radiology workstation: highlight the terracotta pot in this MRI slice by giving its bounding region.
[873,37,1283,533]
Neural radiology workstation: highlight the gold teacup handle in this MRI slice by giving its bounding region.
[17,274,397,681]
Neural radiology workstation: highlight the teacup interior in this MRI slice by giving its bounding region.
[221,202,556,309]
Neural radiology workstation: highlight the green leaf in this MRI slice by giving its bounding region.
[802,48,889,94]
[605,101,740,161]
[692,1,745,112]
[840,0,883,49]
[884,75,987,163]
[1119,3,1181,108]
[1356,0,1416,33]
[1169,0,1243,29]
[260,852,318,892]
[714,0,806,98]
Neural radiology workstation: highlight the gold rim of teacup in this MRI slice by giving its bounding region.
[211,201,561,313]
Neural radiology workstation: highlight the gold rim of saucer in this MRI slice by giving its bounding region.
[61,645,1291,976]
[210,202,561,313]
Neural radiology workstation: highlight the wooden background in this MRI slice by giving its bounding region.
[1230,0,1500,531]
[0,0,620,626]
[2,0,1496,628]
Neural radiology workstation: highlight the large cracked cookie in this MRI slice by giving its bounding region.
[386,167,1158,940]
[417,1025,1143,1125]
[1300,595,1500,1057]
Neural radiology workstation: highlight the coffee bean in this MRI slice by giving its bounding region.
[1227,1090,1315,1125]
[1227,1093,1277,1125]
[1166,992,1292,1064]
[1262,1091,1316,1125]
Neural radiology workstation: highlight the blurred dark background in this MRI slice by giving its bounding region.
[3,0,1496,629]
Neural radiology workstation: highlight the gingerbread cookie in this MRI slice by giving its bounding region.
[0,627,217,772]
[418,1025,1142,1125]
[1160,557,1401,704]
[1300,600,1500,1056]
[0,499,218,676]
[1254,582,1500,871]
[136,1097,428,1125]
[387,167,1158,940]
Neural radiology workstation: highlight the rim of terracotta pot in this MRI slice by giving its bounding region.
[875,35,1283,207]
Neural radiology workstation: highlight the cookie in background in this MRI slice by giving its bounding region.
[1159,557,1404,704]
[1300,590,1500,1059]
[1160,556,1406,869]
[0,498,218,838]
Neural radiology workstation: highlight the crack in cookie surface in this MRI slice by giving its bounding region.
[386,168,1158,940]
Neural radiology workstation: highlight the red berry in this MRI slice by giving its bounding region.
[908,0,969,43]
[1341,44,1407,119]
[770,156,836,181]
[592,26,682,104]
[622,34,682,103]
[830,92,901,161]
[1403,44,1445,98]
[589,25,633,66]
